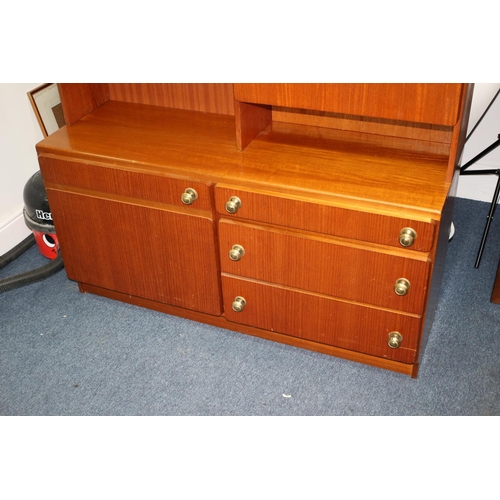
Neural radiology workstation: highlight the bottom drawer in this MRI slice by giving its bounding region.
[222,275,420,363]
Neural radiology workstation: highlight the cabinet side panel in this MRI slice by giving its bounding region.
[108,84,235,115]
[234,101,272,150]
[58,84,110,126]
[446,83,474,182]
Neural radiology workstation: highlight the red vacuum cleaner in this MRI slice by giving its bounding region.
[0,171,64,292]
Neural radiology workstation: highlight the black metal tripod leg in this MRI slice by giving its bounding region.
[475,173,500,268]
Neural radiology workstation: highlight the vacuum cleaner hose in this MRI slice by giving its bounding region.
[0,234,36,269]
[0,234,64,293]
[0,254,64,293]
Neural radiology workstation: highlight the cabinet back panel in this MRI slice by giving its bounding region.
[108,84,235,115]
[272,108,453,150]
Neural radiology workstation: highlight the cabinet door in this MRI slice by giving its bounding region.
[219,219,430,314]
[47,189,222,316]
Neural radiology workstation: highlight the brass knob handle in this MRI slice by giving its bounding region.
[181,188,198,205]
[225,196,242,214]
[399,227,417,247]
[394,278,411,296]
[388,331,403,349]
[232,296,246,312]
[229,244,245,261]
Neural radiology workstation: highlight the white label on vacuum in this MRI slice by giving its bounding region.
[36,210,52,220]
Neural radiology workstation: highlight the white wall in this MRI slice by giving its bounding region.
[0,83,45,255]
[457,83,500,202]
[0,83,499,255]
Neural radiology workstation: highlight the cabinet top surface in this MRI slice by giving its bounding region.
[36,100,452,219]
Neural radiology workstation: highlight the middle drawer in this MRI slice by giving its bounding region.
[219,219,431,314]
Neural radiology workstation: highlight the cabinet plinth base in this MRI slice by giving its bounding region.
[78,281,419,378]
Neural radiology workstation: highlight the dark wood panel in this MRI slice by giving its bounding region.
[108,83,235,115]
[491,257,500,304]
[219,219,430,314]
[46,189,222,316]
[222,275,420,363]
[215,185,436,251]
[234,84,464,126]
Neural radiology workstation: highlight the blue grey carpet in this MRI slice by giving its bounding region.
[1,197,499,415]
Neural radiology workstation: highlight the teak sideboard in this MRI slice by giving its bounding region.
[36,83,473,377]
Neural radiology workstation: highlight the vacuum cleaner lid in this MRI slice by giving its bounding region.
[23,171,56,233]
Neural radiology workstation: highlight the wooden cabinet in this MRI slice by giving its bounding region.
[36,83,473,377]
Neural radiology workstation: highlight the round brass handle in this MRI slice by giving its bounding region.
[388,331,403,349]
[229,244,245,261]
[232,296,246,312]
[225,196,242,214]
[399,227,417,247]
[394,278,411,296]
[181,188,198,205]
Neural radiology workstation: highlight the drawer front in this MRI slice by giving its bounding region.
[39,156,213,212]
[219,219,430,314]
[222,275,419,363]
[215,185,436,252]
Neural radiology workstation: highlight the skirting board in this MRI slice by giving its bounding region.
[0,206,31,256]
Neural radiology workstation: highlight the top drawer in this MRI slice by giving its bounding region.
[215,185,436,252]
[39,156,213,212]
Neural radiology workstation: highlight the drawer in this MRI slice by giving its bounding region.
[39,156,213,211]
[222,275,419,363]
[219,219,431,314]
[215,184,436,252]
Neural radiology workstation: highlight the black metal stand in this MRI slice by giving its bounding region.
[458,86,500,268]
[460,133,500,268]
